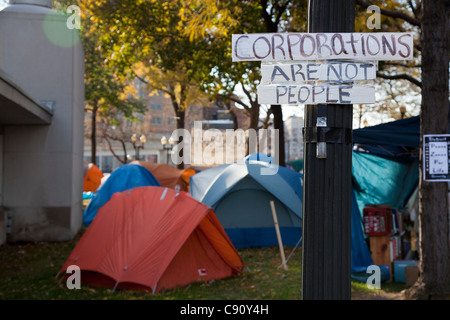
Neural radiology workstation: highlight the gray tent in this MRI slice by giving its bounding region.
[190,158,303,248]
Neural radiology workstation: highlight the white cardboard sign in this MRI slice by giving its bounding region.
[261,61,377,84]
[423,134,450,181]
[257,84,375,105]
[232,32,414,61]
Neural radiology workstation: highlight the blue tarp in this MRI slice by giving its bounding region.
[83,163,161,226]
[353,111,450,160]
[353,116,420,150]
[352,151,419,218]
[351,186,374,271]
[350,116,424,272]
[349,151,419,272]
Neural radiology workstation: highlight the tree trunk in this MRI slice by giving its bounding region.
[406,0,450,300]
[228,106,239,130]
[261,0,286,167]
[248,103,260,131]
[270,105,285,166]
[90,102,98,165]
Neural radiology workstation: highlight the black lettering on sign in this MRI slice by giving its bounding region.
[398,34,412,58]
[339,85,352,104]
[381,34,396,56]
[307,64,319,80]
[291,64,305,81]
[287,34,301,60]
[271,66,290,82]
[235,35,254,60]
[300,35,315,57]
[367,35,380,55]
[345,63,358,80]
[359,64,373,80]
[298,86,310,103]
[327,63,342,81]
[276,86,287,104]
[253,36,271,59]
[272,34,286,60]
[316,33,332,57]
[331,34,347,55]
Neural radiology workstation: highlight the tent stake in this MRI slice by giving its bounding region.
[270,201,288,271]
[112,281,119,294]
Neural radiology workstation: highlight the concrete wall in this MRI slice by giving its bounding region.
[0,3,84,242]
[0,133,4,245]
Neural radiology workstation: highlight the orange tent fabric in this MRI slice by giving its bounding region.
[83,163,103,192]
[132,161,195,192]
[59,186,245,293]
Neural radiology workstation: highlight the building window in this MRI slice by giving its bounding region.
[101,156,113,173]
[151,117,162,125]
[157,103,162,110]
[150,102,156,110]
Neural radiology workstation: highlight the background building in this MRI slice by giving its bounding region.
[0,0,85,245]
[284,116,304,161]
[86,83,250,172]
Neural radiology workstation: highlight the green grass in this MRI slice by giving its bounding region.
[0,229,408,300]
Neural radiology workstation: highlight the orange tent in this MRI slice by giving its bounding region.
[132,161,195,191]
[83,163,103,192]
[59,186,245,293]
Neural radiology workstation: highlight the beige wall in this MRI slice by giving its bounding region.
[0,4,84,242]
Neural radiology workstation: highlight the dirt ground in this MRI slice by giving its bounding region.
[352,290,407,300]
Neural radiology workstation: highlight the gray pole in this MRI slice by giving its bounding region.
[301,0,354,300]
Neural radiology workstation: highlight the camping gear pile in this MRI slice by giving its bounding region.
[350,116,424,284]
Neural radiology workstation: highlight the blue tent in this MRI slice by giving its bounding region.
[190,156,303,248]
[83,163,161,226]
[353,115,420,158]
[353,111,450,160]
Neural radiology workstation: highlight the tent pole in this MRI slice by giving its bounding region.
[270,201,288,271]
[112,281,119,294]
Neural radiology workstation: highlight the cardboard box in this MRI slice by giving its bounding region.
[393,260,418,283]
[405,265,419,286]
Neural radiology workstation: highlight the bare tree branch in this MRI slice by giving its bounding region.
[376,71,422,88]
[407,0,422,19]
[102,134,129,164]
[383,62,422,68]
[225,94,251,111]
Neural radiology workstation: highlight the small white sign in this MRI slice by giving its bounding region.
[257,84,375,105]
[261,61,377,84]
[423,134,450,181]
[232,32,414,61]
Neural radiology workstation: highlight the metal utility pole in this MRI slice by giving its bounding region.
[301,0,355,300]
